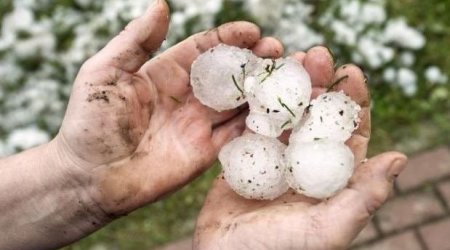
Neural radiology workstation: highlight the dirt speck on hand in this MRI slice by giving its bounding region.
[87,91,110,103]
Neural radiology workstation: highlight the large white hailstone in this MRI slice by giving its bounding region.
[290,91,361,143]
[244,58,312,137]
[219,133,289,200]
[190,44,258,111]
[285,141,355,199]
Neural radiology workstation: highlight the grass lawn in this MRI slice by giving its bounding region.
[61,0,450,249]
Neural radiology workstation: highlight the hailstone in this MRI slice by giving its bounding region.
[219,133,289,200]
[189,44,363,201]
[244,58,312,137]
[190,44,258,111]
[285,140,355,199]
[290,91,361,144]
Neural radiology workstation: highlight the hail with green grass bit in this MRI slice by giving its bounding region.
[190,44,258,111]
[190,43,362,201]
[290,91,361,144]
[244,58,312,137]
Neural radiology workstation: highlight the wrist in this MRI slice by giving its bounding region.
[0,138,111,249]
[49,134,113,221]
[25,136,115,248]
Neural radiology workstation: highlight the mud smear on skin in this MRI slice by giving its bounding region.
[118,117,133,145]
[87,91,110,103]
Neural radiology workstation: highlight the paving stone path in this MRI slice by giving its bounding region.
[155,146,450,250]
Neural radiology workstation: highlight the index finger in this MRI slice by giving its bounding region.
[165,21,261,71]
[331,64,371,163]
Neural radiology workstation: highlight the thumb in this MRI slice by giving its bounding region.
[84,0,169,73]
[321,152,407,247]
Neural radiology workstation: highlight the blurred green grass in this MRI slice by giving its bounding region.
[38,0,449,249]
[370,0,450,155]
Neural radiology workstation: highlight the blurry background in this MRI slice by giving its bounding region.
[0,0,449,249]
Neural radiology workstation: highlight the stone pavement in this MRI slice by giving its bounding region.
[155,146,450,250]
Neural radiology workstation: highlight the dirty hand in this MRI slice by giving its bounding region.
[1,1,289,248]
[194,48,408,250]
[54,0,283,220]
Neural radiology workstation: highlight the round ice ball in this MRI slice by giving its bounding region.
[244,58,312,137]
[219,133,289,200]
[190,44,258,111]
[290,91,361,143]
[285,140,355,199]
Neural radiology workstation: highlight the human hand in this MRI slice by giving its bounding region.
[53,0,283,219]
[194,47,408,250]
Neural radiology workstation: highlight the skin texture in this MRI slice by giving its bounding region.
[194,47,408,250]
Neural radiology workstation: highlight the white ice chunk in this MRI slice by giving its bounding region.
[190,44,258,111]
[245,58,312,137]
[285,141,355,199]
[219,133,289,200]
[290,91,361,143]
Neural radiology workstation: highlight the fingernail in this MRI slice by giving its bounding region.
[387,156,407,181]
